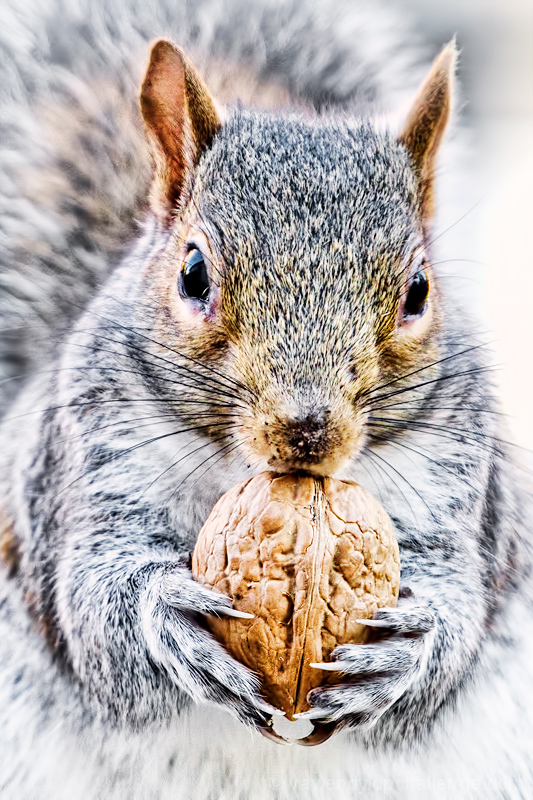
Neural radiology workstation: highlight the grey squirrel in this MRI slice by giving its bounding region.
[1,0,533,798]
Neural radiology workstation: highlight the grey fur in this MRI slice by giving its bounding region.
[1,1,533,799]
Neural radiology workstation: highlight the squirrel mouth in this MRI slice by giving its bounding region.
[265,456,349,479]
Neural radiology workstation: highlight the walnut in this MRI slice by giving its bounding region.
[192,472,400,719]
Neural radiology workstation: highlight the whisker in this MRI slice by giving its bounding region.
[71,333,248,408]
[368,365,500,407]
[0,365,227,389]
[4,397,246,424]
[63,411,242,443]
[225,446,248,473]
[433,275,481,284]
[368,435,524,572]
[363,341,493,400]
[425,199,483,250]
[365,447,438,523]
[60,422,240,496]
[82,301,257,399]
[140,429,238,499]
[353,457,386,501]
[431,258,484,267]
[371,402,507,417]
[366,421,533,479]
[376,436,483,498]
[368,418,494,454]
[167,438,244,502]
[108,422,239,465]
[370,416,531,457]
[363,448,418,525]
[33,361,248,407]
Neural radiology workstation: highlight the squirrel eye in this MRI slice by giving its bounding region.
[179,248,210,302]
[403,269,429,319]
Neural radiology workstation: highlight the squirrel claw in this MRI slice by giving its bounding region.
[309,661,346,671]
[253,699,286,716]
[258,725,293,746]
[210,607,254,620]
[355,618,391,627]
[293,707,330,721]
[296,721,337,746]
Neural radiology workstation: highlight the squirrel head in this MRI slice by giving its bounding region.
[139,40,456,477]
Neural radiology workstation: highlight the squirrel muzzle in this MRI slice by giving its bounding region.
[242,399,364,477]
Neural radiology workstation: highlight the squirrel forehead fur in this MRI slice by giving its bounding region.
[159,109,424,391]
[197,110,419,312]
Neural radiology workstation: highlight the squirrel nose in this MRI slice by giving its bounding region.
[281,412,331,466]
[249,401,361,476]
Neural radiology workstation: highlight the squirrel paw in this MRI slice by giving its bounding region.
[296,600,436,729]
[141,567,280,729]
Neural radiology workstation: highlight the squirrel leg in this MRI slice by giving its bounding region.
[141,565,282,727]
[54,544,276,731]
[295,548,488,741]
[295,597,437,730]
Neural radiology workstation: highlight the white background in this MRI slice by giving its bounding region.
[402,0,533,452]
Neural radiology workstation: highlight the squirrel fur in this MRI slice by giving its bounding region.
[1,1,533,798]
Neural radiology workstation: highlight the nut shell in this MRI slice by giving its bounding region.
[192,472,400,718]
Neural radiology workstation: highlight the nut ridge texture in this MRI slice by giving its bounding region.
[192,472,400,718]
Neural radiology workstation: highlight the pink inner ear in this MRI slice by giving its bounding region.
[140,41,189,218]
[140,40,219,221]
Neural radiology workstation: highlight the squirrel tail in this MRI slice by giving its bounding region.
[0,0,423,412]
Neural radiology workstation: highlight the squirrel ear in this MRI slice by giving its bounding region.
[140,39,221,224]
[399,40,457,221]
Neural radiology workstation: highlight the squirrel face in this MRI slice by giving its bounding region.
[140,41,453,477]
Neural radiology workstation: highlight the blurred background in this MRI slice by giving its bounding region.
[402,0,533,452]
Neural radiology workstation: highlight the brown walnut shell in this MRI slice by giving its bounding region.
[192,472,400,719]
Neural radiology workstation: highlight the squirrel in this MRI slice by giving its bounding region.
[1,0,532,798]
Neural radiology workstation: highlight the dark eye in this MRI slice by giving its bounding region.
[179,248,210,302]
[403,269,429,318]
